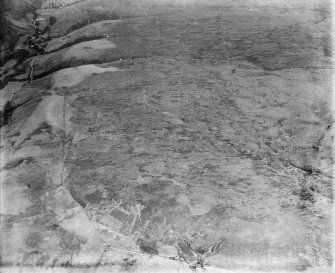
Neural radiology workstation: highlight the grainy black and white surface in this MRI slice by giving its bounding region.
[0,0,333,272]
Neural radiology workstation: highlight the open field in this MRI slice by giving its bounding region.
[0,0,333,272]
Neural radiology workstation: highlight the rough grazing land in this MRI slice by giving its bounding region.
[0,0,333,272]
